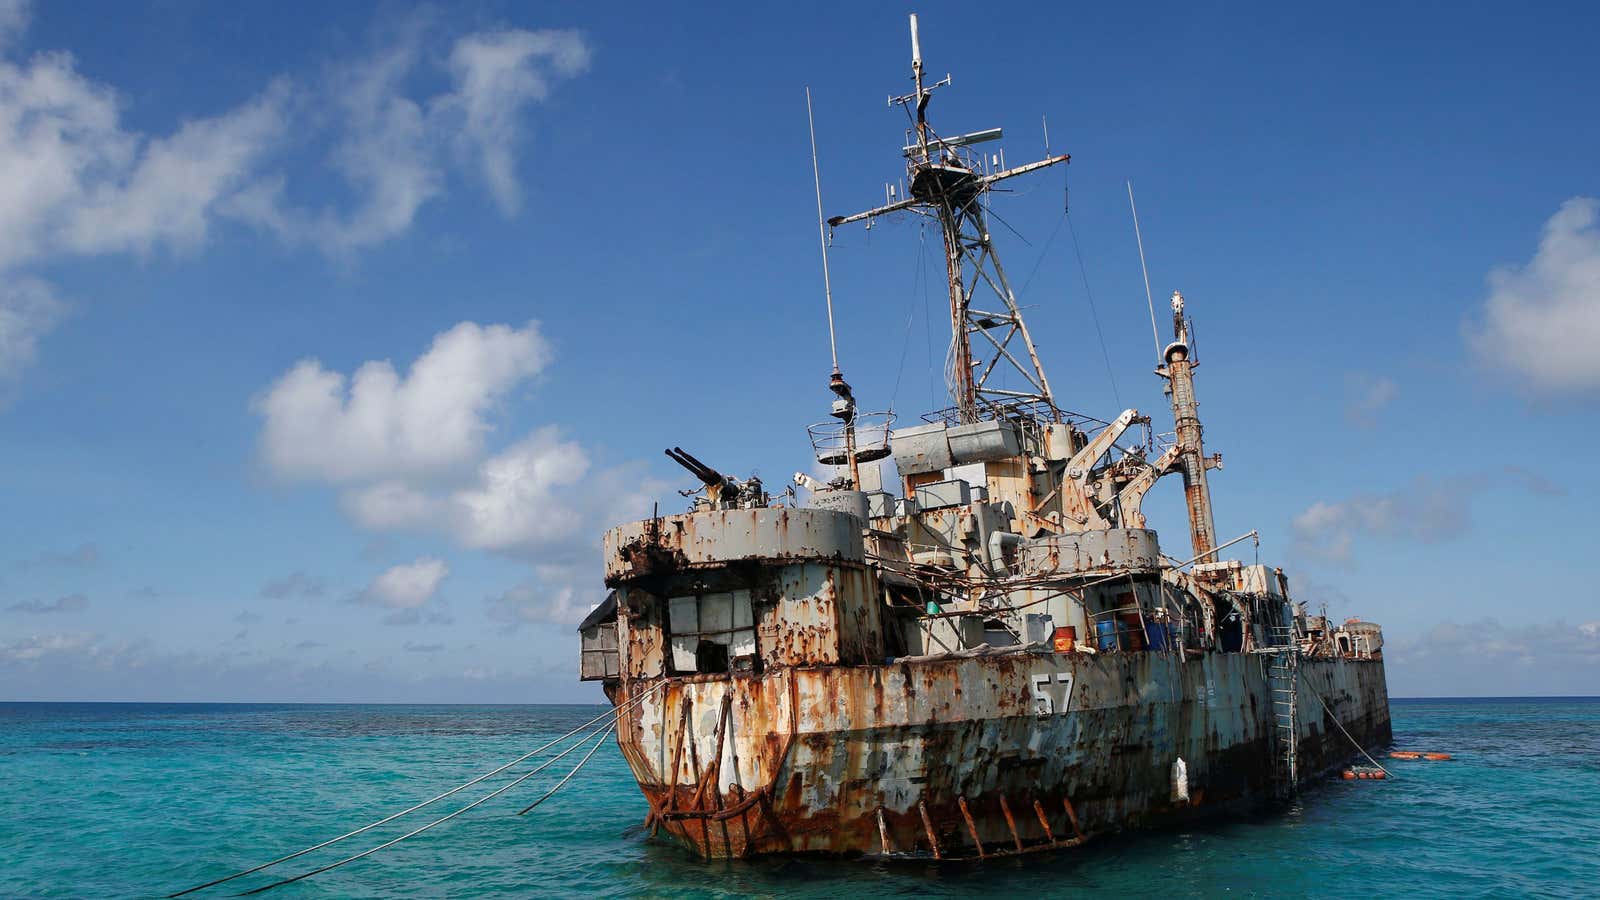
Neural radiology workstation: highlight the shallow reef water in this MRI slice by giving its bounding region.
[1,697,1595,898]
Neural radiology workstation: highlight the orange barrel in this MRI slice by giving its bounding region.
[1052,626,1077,653]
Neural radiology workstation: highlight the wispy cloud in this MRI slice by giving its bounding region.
[1468,197,1600,393]
[1291,468,1554,566]
[1343,374,1398,428]
[0,9,591,401]
[259,571,328,600]
[12,542,99,571]
[1387,618,1600,697]
[6,593,88,614]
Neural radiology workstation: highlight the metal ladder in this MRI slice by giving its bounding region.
[1265,626,1300,796]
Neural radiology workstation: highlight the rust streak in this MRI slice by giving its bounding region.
[918,800,941,860]
[877,807,893,855]
[999,795,1023,853]
[958,795,986,859]
[1032,799,1055,843]
[1062,795,1084,841]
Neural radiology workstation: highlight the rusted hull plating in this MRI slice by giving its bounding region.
[611,652,1391,859]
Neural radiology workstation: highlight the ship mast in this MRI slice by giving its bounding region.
[828,14,1069,424]
[1160,291,1221,561]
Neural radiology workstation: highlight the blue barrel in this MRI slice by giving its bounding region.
[1095,620,1119,651]
[1144,622,1170,651]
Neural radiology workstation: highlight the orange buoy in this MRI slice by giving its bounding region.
[1422,752,1452,761]
[1389,751,1421,760]
[1342,770,1356,780]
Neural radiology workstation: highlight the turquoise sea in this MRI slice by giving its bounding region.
[2,698,1596,898]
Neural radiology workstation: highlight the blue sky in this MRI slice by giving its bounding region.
[0,0,1595,701]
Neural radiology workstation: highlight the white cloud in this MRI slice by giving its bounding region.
[449,427,591,551]
[1386,618,1600,696]
[1469,197,1600,392]
[234,26,591,250]
[0,13,590,398]
[6,593,88,614]
[443,29,590,215]
[341,480,442,529]
[0,631,95,661]
[1292,468,1559,566]
[358,557,449,609]
[0,0,29,49]
[255,320,552,482]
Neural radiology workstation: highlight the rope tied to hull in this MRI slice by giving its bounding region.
[167,681,662,897]
[1298,674,1394,780]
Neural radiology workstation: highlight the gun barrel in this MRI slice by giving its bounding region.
[665,447,722,487]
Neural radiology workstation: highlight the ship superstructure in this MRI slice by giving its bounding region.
[578,16,1390,860]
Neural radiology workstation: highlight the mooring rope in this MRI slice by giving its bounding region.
[1299,674,1394,779]
[516,721,617,816]
[169,682,660,897]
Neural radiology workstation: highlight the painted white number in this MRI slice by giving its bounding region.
[1032,671,1075,715]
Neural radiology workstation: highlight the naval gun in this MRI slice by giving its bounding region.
[665,446,765,509]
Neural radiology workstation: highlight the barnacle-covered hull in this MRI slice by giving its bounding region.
[610,652,1390,859]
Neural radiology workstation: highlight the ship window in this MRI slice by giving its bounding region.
[668,590,756,674]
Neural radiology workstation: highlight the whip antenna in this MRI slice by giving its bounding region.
[1127,180,1162,362]
[806,86,840,374]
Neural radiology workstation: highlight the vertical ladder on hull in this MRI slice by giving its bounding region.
[1265,626,1299,796]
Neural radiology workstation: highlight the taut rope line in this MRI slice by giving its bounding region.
[168,682,661,897]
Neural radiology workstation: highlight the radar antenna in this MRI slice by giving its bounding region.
[828,13,1069,424]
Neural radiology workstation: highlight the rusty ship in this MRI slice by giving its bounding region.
[577,15,1392,861]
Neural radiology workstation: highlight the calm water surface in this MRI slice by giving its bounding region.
[1,698,1596,898]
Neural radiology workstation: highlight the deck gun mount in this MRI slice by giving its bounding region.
[665,446,767,510]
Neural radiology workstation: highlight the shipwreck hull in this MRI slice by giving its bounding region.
[613,651,1390,859]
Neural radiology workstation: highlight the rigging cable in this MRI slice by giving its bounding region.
[889,221,929,411]
[1126,180,1163,363]
[168,683,661,898]
[1064,174,1123,409]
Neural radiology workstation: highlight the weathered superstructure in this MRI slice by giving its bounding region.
[578,16,1390,860]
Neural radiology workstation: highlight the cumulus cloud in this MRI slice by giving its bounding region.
[0,9,590,398]
[1292,468,1552,565]
[6,593,87,614]
[1468,197,1600,392]
[358,557,449,609]
[254,321,664,634]
[254,320,664,563]
[1343,374,1397,428]
[255,321,552,483]
[450,427,591,551]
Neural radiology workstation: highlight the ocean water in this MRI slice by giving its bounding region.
[1,698,1595,898]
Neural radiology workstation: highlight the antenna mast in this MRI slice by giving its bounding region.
[805,87,862,488]
[807,87,840,376]
[829,13,1069,424]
